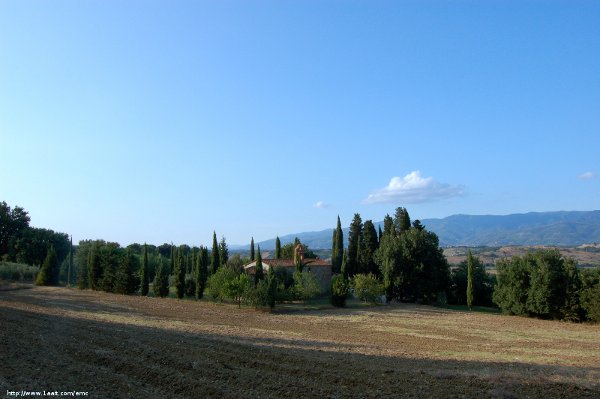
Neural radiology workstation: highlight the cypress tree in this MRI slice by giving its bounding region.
[378,225,383,243]
[332,216,344,274]
[340,250,349,279]
[175,247,185,299]
[88,241,102,290]
[100,246,117,293]
[467,250,474,310]
[383,214,395,237]
[219,236,229,267]
[275,236,281,259]
[77,243,89,289]
[153,257,169,298]
[255,245,264,285]
[115,249,139,295]
[169,244,174,276]
[211,231,220,274]
[267,266,277,308]
[360,220,379,276]
[347,213,362,277]
[196,246,209,299]
[250,237,255,261]
[394,207,411,234]
[36,245,58,286]
[67,236,73,286]
[331,229,337,265]
[140,243,149,296]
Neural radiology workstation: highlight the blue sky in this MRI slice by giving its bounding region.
[1,1,598,247]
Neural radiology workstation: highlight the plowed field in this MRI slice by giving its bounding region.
[1,287,599,398]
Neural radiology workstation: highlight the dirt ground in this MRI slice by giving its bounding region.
[1,287,599,398]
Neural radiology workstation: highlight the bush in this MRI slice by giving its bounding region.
[581,284,600,322]
[353,273,384,304]
[493,251,584,320]
[580,268,600,322]
[0,262,37,282]
[223,273,252,307]
[244,278,269,308]
[331,275,349,307]
[185,275,196,297]
[207,267,238,301]
[293,270,321,302]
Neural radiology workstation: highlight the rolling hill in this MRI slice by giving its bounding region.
[245,210,600,250]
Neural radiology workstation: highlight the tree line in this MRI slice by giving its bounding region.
[330,208,599,322]
[2,201,599,321]
[331,208,451,305]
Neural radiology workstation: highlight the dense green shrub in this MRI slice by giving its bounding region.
[0,262,37,282]
[293,270,321,302]
[207,267,238,301]
[580,268,600,322]
[223,273,251,307]
[330,275,349,307]
[244,278,269,308]
[493,250,585,320]
[185,275,196,297]
[352,273,384,304]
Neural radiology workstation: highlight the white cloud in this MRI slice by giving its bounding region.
[313,201,328,209]
[363,171,464,204]
[578,171,595,180]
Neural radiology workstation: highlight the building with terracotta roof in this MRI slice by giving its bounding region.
[243,258,332,291]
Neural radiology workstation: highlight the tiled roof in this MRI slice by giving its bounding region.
[246,258,331,268]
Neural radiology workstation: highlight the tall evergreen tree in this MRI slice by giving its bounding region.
[211,231,220,274]
[99,244,118,293]
[378,225,383,243]
[275,236,281,259]
[267,266,277,308]
[140,243,149,296]
[376,233,401,302]
[169,244,174,276]
[115,249,139,295]
[332,216,344,274]
[467,250,474,310]
[219,236,229,267]
[88,241,102,290]
[360,220,379,275]
[340,250,349,279]
[394,207,411,234]
[67,236,73,286]
[382,214,395,237]
[77,245,89,289]
[36,245,58,286]
[153,257,169,298]
[196,246,209,299]
[255,245,264,285]
[250,237,255,261]
[346,213,363,277]
[175,247,185,299]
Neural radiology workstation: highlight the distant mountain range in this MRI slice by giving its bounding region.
[235,210,600,250]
